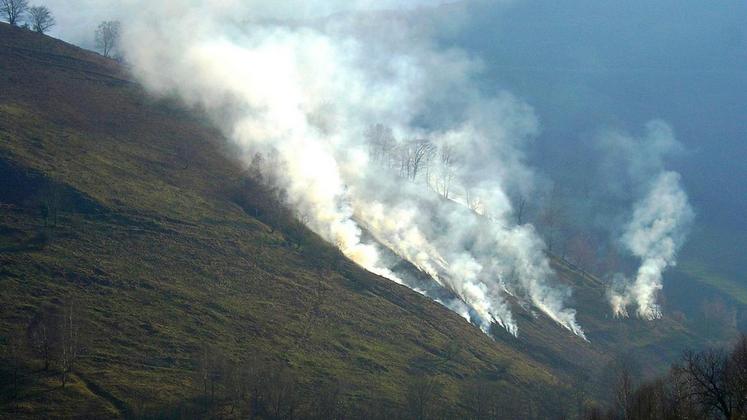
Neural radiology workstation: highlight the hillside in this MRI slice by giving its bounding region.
[0,22,716,418]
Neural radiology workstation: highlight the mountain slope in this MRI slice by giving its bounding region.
[0,23,566,418]
[0,22,711,418]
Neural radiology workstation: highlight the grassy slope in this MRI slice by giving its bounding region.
[0,23,723,418]
[0,24,561,417]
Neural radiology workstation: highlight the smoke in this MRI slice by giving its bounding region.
[44,0,586,338]
[604,122,694,319]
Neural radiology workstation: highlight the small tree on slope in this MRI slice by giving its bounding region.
[0,0,28,25]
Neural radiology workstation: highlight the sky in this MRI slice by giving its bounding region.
[437,0,746,282]
[451,0,747,229]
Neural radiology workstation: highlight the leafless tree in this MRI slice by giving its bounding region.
[2,335,25,404]
[298,276,330,347]
[410,139,436,181]
[95,20,120,58]
[264,367,300,420]
[614,363,635,420]
[222,360,253,417]
[26,304,60,371]
[310,380,346,420]
[58,301,81,387]
[240,151,296,235]
[674,348,737,419]
[40,184,61,227]
[198,346,228,404]
[626,378,668,420]
[398,139,435,181]
[582,340,747,420]
[366,123,396,165]
[0,0,28,26]
[567,233,597,274]
[432,144,457,199]
[513,196,528,225]
[27,5,53,33]
[405,375,443,420]
[728,335,747,414]
[460,379,499,420]
[538,186,567,254]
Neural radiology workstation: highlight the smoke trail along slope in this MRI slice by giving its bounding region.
[51,0,585,337]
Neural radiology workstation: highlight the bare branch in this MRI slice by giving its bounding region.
[0,0,28,26]
[95,20,120,58]
[28,5,54,33]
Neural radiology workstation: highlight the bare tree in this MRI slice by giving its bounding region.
[366,123,396,165]
[222,360,249,417]
[665,368,700,420]
[198,346,229,404]
[614,363,635,420]
[627,379,667,420]
[728,335,747,414]
[310,379,346,420]
[27,5,54,33]
[26,304,60,371]
[538,186,567,254]
[460,379,499,420]
[264,367,300,420]
[0,0,28,25]
[566,233,597,274]
[675,348,737,419]
[432,144,457,199]
[405,375,443,420]
[513,196,527,225]
[95,20,120,58]
[409,139,436,181]
[2,335,25,405]
[58,301,81,387]
[585,339,747,420]
[398,139,435,181]
[40,184,61,227]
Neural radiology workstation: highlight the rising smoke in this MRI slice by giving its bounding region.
[45,0,589,338]
[603,121,694,319]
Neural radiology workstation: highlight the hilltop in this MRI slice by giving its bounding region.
[0,22,719,418]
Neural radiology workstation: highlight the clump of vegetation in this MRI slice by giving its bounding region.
[586,336,747,420]
[1,1,55,34]
[94,20,120,58]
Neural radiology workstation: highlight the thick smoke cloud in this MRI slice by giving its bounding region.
[44,0,585,338]
[603,121,694,319]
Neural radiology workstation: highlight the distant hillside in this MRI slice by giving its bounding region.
[0,22,724,418]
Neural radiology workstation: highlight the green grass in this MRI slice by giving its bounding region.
[678,261,747,306]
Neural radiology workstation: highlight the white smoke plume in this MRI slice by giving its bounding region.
[44,0,585,338]
[604,122,694,319]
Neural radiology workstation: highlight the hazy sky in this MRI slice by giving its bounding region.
[447,0,747,279]
[44,0,449,48]
[451,0,747,224]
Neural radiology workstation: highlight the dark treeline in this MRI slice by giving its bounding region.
[585,336,747,420]
[137,346,563,419]
[1,299,85,408]
[3,333,562,419]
